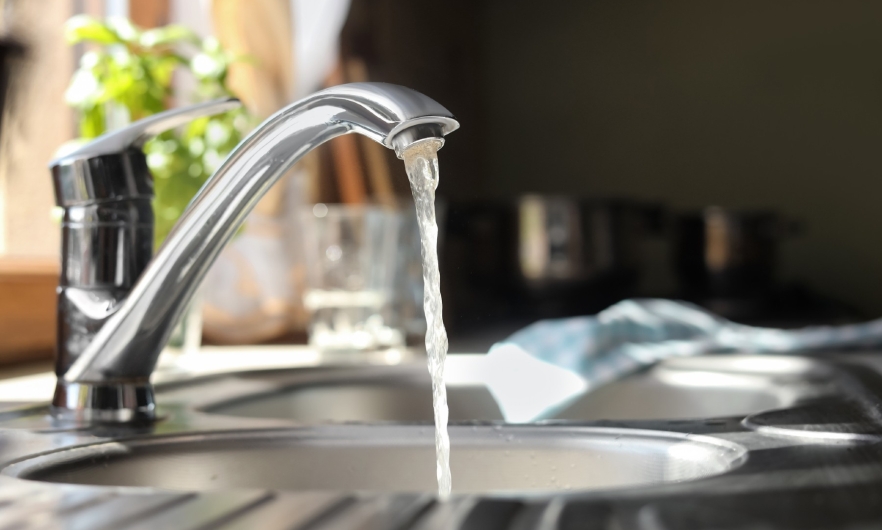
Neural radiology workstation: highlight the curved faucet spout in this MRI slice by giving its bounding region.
[54,83,458,420]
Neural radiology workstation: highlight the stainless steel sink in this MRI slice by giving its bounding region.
[0,351,874,529]
[189,355,815,423]
[203,378,505,422]
[554,355,812,421]
[6,425,746,495]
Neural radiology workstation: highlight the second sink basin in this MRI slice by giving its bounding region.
[7,425,746,495]
[187,354,811,423]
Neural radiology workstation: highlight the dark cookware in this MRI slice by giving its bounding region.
[442,197,663,329]
[675,207,801,301]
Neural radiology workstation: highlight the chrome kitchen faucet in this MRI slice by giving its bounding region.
[50,83,459,423]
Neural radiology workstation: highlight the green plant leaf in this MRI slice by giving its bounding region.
[64,69,102,106]
[106,16,139,43]
[80,106,106,139]
[191,52,225,80]
[65,15,254,247]
[205,119,232,148]
[202,36,222,54]
[79,50,101,69]
[140,25,199,48]
[65,15,120,44]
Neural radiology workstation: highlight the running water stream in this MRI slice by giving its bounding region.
[402,138,451,499]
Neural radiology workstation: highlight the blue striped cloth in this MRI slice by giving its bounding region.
[484,298,882,422]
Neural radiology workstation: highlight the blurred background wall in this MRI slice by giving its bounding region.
[0,0,72,257]
[347,0,882,316]
[481,0,882,316]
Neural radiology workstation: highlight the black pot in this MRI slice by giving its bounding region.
[675,207,801,300]
[442,197,663,328]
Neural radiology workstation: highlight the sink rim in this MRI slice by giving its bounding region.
[173,354,817,424]
[2,424,749,497]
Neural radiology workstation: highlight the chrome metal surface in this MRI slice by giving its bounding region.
[51,83,458,423]
[390,123,446,158]
[7,425,746,494]
[51,380,156,423]
[51,99,243,424]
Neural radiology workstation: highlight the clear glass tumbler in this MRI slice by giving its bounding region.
[394,206,427,339]
[301,204,403,351]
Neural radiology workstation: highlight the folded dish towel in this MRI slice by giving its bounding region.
[483,298,882,422]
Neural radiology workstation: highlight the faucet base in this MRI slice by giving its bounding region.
[51,380,157,423]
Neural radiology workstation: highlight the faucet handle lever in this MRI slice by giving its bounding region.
[51,97,241,165]
[50,98,241,208]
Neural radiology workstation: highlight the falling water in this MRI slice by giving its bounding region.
[402,138,451,499]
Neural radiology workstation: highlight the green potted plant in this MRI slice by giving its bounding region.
[62,15,253,349]
[63,14,252,246]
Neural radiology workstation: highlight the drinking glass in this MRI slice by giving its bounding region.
[301,204,402,350]
[395,206,427,339]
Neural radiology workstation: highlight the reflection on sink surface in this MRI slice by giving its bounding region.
[194,355,807,423]
[208,381,505,422]
[554,370,785,421]
[9,425,746,494]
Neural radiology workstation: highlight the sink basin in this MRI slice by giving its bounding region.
[192,355,806,423]
[204,379,505,422]
[7,425,746,495]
